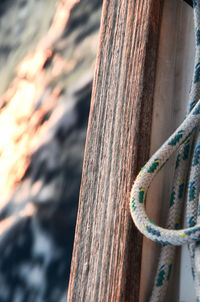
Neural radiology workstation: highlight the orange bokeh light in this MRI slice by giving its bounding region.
[0,0,79,209]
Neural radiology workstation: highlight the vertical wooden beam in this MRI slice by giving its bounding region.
[67,0,163,301]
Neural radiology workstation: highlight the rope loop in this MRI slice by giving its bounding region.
[130,100,200,246]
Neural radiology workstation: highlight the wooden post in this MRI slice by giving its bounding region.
[67,0,163,301]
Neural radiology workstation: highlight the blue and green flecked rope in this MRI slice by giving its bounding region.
[130,1,200,301]
[130,103,200,243]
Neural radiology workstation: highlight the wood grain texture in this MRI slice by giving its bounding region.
[67,0,163,301]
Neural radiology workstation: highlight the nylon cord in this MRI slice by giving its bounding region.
[130,1,200,301]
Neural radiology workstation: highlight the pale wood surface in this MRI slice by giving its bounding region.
[67,0,163,301]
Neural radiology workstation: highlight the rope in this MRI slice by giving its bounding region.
[130,1,200,301]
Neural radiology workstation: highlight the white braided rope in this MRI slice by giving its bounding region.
[149,135,193,301]
[130,2,200,300]
[130,102,200,245]
[149,1,200,300]
[186,128,200,300]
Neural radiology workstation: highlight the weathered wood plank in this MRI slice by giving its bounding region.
[67,0,163,301]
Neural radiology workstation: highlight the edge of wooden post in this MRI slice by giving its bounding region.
[67,0,163,301]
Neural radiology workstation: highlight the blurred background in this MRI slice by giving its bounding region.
[0,0,102,301]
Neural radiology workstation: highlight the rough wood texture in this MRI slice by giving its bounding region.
[67,0,163,301]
